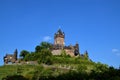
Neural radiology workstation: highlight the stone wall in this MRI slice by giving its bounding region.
[52,49,75,57]
[52,50,62,55]
[65,49,75,57]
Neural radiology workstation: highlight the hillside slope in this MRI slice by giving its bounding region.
[0,57,116,80]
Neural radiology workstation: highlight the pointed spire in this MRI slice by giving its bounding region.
[54,28,65,39]
[57,26,63,34]
[57,29,62,34]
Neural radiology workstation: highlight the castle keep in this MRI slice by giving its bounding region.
[52,29,79,56]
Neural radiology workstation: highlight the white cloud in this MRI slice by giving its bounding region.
[112,48,120,56]
[43,36,52,41]
[112,49,119,53]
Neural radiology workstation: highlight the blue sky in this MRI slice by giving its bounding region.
[0,0,120,68]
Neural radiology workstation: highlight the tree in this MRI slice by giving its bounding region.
[35,42,52,53]
[40,42,52,49]
[38,49,53,65]
[83,51,89,59]
[35,46,41,53]
[35,42,53,64]
[20,50,29,58]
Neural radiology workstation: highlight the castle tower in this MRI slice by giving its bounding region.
[54,29,65,48]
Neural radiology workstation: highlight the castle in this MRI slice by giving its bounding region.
[3,29,88,64]
[52,29,79,56]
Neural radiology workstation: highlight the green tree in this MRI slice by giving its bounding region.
[35,42,52,53]
[83,51,89,59]
[24,52,41,61]
[35,46,41,53]
[40,42,52,49]
[38,49,53,65]
[20,50,29,58]
[23,42,53,62]
[95,62,108,73]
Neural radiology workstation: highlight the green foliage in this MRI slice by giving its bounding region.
[17,66,23,75]
[20,42,53,65]
[35,46,41,53]
[32,66,54,80]
[38,49,53,65]
[84,54,88,59]
[94,62,108,73]
[24,42,52,64]
[10,41,120,80]
[52,56,92,65]
[31,65,120,80]
[24,52,39,61]
[77,64,87,72]
[61,50,66,57]
[0,65,36,80]
[60,50,70,58]
[35,42,52,53]
[20,50,30,58]
[1,62,120,80]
